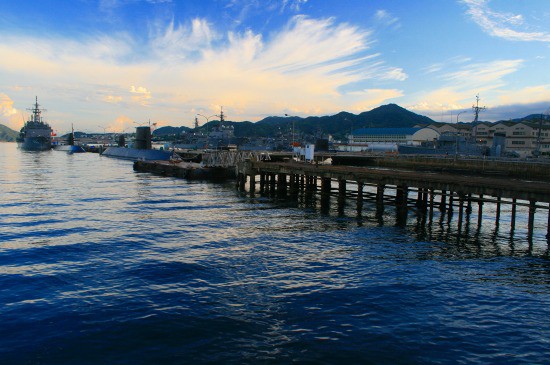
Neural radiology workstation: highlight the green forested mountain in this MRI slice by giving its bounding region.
[155,104,438,139]
[0,124,18,142]
[218,104,436,139]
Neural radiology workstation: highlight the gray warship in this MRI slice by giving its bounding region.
[16,97,52,151]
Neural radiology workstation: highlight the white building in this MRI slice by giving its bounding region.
[342,127,440,152]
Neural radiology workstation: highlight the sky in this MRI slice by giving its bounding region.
[0,0,549,134]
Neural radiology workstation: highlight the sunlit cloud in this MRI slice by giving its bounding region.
[347,89,404,112]
[130,86,152,106]
[462,0,550,42]
[106,115,135,133]
[103,95,123,104]
[150,18,217,62]
[0,93,23,130]
[0,14,408,129]
[494,85,550,106]
[407,59,528,117]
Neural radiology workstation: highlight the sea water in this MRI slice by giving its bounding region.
[0,142,548,364]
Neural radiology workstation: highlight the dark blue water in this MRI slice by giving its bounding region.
[1,142,549,364]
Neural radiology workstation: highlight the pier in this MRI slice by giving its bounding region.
[236,158,550,241]
[132,149,550,241]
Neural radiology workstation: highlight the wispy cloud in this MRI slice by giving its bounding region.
[374,10,400,30]
[1,15,405,129]
[423,56,471,74]
[282,0,308,12]
[408,59,528,116]
[462,0,550,42]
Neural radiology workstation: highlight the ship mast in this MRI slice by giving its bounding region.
[472,94,486,123]
[219,106,225,127]
[27,96,46,123]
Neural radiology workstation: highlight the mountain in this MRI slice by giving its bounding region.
[506,114,549,123]
[237,104,437,138]
[152,104,441,139]
[0,124,19,142]
[153,125,192,136]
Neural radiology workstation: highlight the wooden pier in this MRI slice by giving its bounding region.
[236,159,550,240]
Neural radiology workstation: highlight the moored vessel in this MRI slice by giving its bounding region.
[16,97,52,151]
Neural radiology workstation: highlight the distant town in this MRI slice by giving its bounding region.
[3,103,550,159]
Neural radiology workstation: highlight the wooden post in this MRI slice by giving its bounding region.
[289,174,299,198]
[458,194,464,232]
[338,179,346,213]
[357,181,364,215]
[415,188,423,208]
[527,200,536,239]
[439,190,447,211]
[277,173,287,197]
[236,172,242,189]
[376,184,385,207]
[259,173,265,194]
[396,185,408,226]
[249,174,256,195]
[429,189,434,222]
[510,198,517,233]
[495,196,502,223]
[239,173,246,191]
[422,188,429,213]
[269,173,276,195]
[477,194,484,228]
[320,177,331,214]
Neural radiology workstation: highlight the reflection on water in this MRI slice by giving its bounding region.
[1,142,549,364]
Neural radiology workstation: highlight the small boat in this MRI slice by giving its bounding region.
[16,97,52,151]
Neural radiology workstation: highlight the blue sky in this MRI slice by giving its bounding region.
[0,0,549,134]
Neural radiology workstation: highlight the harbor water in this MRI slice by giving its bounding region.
[1,142,549,364]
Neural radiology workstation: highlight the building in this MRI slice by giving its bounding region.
[422,119,550,157]
[342,127,440,152]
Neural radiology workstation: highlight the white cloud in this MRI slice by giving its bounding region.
[407,59,529,118]
[374,10,400,29]
[0,93,23,130]
[150,18,218,62]
[0,15,406,128]
[282,0,308,12]
[462,0,550,42]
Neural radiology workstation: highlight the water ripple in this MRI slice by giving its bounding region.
[0,143,549,364]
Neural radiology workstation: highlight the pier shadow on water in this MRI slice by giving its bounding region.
[247,184,550,260]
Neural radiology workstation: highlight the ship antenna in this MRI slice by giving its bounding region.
[472,94,486,123]
[26,96,47,123]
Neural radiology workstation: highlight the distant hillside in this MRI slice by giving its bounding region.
[237,104,437,138]
[0,124,19,142]
[506,114,548,123]
[153,126,192,136]
[152,105,439,138]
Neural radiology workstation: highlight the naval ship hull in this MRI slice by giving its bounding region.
[17,137,52,151]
